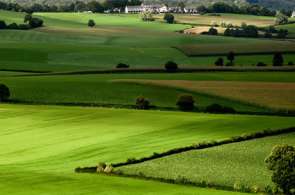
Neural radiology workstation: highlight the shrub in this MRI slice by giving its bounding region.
[288,61,294,66]
[256,62,267,67]
[7,23,18,29]
[265,145,295,195]
[275,13,288,25]
[116,63,129,69]
[0,84,10,102]
[29,17,43,28]
[136,96,150,110]
[96,162,106,173]
[18,24,31,30]
[88,19,95,27]
[104,165,113,174]
[208,27,218,35]
[0,20,7,29]
[163,13,174,24]
[277,29,288,38]
[164,61,178,72]
[264,31,272,38]
[227,51,235,65]
[214,57,224,66]
[205,104,236,114]
[273,52,284,66]
[176,94,195,111]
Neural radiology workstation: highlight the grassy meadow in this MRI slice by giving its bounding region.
[0,10,293,72]
[118,132,295,190]
[2,72,295,112]
[0,8,294,195]
[0,104,295,194]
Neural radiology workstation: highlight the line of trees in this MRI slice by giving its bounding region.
[0,0,142,13]
[0,13,43,30]
[197,2,277,17]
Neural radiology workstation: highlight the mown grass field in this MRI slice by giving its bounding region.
[3,72,295,113]
[1,104,295,194]
[0,10,294,72]
[118,132,295,191]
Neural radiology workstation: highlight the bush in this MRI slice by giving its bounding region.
[104,165,113,174]
[265,145,295,195]
[0,84,10,102]
[256,62,267,67]
[288,61,294,66]
[136,96,150,110]
[163,13,174,24]
[7,23,18,29]
[88,19,95,27]
[164,61,178,72]
[273,52,284,66]
[208,27,218,35]
[205,104,236,114]
[29,17,43,28]
[275,13,288,25]
[18,24,31,30]
[0,20,7,29]
[96,162,106,173]
[277,29,288,38]
[214,57,224,66]
[176,94,195,111]
[116,63,129,69]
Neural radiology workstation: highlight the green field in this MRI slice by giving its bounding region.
[118,132,295,191]
[2,72,295,113]
[0,10,294,72]
[1,104,295,194]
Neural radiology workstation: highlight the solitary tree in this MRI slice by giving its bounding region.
[136,96,150,110]
[273,52,284,66]
[163,13,174,24]
[0,20,7,29]
[215,57,224,66]
[227,51,235,65]
[176,94,195,111]
[265,145,295,195]
[165,61,178,72]
[275,12,288,25]
[88,19,95,27]
[0,84,10,102]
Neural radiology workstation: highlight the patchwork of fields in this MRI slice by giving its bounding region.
[2,104,295,194]
[0,9,294,195]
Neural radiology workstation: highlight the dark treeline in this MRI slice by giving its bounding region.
[0,0,142,13]
[196,2,277,16]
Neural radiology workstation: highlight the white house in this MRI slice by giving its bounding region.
[125,5,143,13]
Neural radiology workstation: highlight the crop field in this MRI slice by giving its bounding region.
[3,72,295,112]
[2,104,295,194]
[0,10,294,72]
[114,79,295,110]
[166,13,276,27]
[118,132,295,190]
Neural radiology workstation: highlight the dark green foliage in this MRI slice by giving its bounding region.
[116,63,129,68]
[141,11,154,22]
[136,96,150,110]
[0,84,10,102]
[164,61,178,72]
[28,17,43,28]
[206,27,218,35]
[0,20,7,29]
[275,13,288,25]
[205,104,236,114]
[288,61,294,66]
[265,145,295,195]
[215,57,224,66]
[7,22,18,29]
[163,13,174,24]
[224,24,258,38]
[257,62,267,67]
[24,13,32,23]
[18,23,31,30]
[277,29,288,39]
[88,19,95,27]
[227,51,235,65]
[176,94,195,111]
[273,53,284,66]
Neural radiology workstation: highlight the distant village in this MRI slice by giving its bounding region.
[124,3,198,14]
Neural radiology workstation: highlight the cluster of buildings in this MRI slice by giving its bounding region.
[125,4,198,14]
